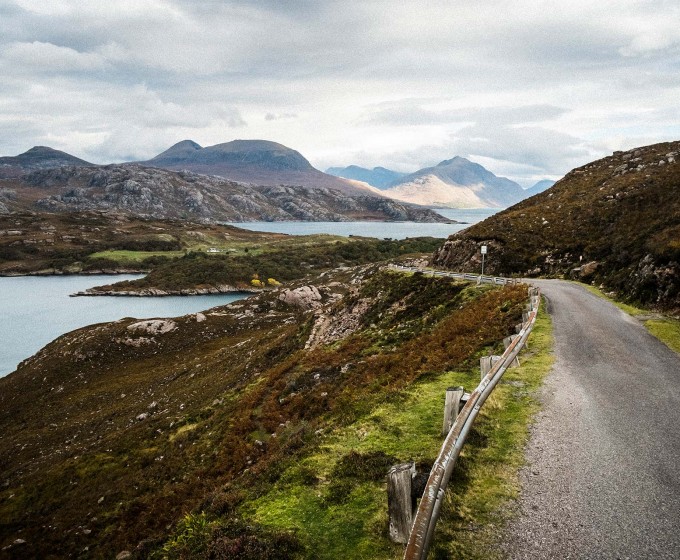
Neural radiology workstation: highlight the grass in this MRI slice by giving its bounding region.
[244,300,555,560]
[580,283,680,355]
[88,249,186,262]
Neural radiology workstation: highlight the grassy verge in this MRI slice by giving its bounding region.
[243,302,555,559]
[580,283,680,354]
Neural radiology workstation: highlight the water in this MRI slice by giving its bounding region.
[0,209,500,378]
[225,208,498,239]
[0,275,247,378]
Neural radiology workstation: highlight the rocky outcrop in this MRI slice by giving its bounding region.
[72,284,252,297]
[6,164,449,223]
[278,285,323,310]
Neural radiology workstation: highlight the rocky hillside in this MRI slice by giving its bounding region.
[140,139,371,195]
[0,264,526,558]
[433,141,680,311]
[381,156,526,208]
[326,165,405,189]
[0,146,93,179]
[0,164,449,223]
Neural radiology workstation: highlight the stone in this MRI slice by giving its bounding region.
[127,319,177,335]
[116,552,132,560]
[195,312,206,322]
[278,285,323,310]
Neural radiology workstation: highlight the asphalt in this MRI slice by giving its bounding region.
[501,280,680,560]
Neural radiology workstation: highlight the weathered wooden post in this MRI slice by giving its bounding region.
[515,323,524,334]
[442,386,464,435]
[480,355,501,380]
[388,462,416,543]
[503,335,521,367]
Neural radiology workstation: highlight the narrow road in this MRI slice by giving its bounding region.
[502,280,680,560]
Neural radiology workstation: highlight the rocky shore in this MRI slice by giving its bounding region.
[71,284,258,297]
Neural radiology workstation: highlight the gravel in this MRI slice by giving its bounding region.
[501,280,680,560]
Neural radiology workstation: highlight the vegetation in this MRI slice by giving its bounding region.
[432,140,680,312]
[0,266,530,558]
[86,237,444,293]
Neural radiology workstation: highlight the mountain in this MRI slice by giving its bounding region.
[0,164,450,223]
[379,156,526,208]
[326,165,406,189]
[140,139,373,196]
[432,140,680,311]
[0,146,93,178]
[523,179,555,197]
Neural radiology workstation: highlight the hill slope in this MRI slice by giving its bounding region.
[326,165,405,189]
[0,146,93,178]
[0,164,449,223]
[141,139,372,195]
[381,156,525,208]
[0,265,525,558]
[432,141,680,310]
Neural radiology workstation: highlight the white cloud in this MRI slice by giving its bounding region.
[0,0,678,184]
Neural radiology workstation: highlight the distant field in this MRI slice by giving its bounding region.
[88,249,186,262]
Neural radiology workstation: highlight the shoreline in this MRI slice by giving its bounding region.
[71,285,260,297]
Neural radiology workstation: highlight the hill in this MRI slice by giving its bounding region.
[432,141,680,311]
[0,164,449,223]
[523,179,555,197]
[380,156,525,208]
[0,146,93,179]
[0,262,526,558]
[140,139,373,196]
[326,165,405,189]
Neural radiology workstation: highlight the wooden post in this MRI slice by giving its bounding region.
[442,386,464,435]
[503,335,521,367]
[480,356,501,380]
[515,323,523,334]
[388,463,416,543]
[522,311,530,323]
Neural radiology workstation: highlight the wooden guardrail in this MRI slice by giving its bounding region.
[385,265,540,558]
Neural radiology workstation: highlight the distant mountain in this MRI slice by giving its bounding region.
[0,146,93,179]
[432,140,680,311]
[326,165,406,189]
[140,139,373,196]
[0,164,450,223]
[379,156,525,208]
[524,179,555,197]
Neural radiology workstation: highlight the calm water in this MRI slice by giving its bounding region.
[225,208,498,239]
[0,275,247,377]
[0,210,500,378]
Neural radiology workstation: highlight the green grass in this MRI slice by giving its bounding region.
[645,319,680,354]
[579,283,680,355]
[244,301,555,560]
[580,283,646,316]
[88,249,186,262]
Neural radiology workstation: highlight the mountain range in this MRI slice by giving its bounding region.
[326,165,406,189]
[327,158,557,208]
[139,139,370,196]
[0,164,448,222]
[432,140,680,311]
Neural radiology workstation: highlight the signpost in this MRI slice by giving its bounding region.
[481,245,487,276]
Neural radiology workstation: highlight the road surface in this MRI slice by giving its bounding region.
[502,280,680,560]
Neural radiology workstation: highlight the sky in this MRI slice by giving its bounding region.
[1,0,679,186]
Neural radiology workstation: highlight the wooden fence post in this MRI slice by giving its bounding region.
[480,355,501,380]
[503,335,521,367]
[388,462,416,543]
[442,386,464,435]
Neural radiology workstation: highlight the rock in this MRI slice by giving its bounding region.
[136,413,149,421]
[195,312,206,322]
[116,552,132,560]
[127,319,177,335]
[13,539,26,545]
[278,285,323,310]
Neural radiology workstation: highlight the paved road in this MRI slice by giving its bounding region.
[502,280,680,560]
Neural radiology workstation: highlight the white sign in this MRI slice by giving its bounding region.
[481,245,487,255]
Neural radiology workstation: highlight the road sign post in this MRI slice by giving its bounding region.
[481,245,487,276]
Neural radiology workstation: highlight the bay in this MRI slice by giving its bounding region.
[224,208,498,239]
[0,275,247,378]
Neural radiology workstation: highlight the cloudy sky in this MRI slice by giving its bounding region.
[1,0,679,185]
